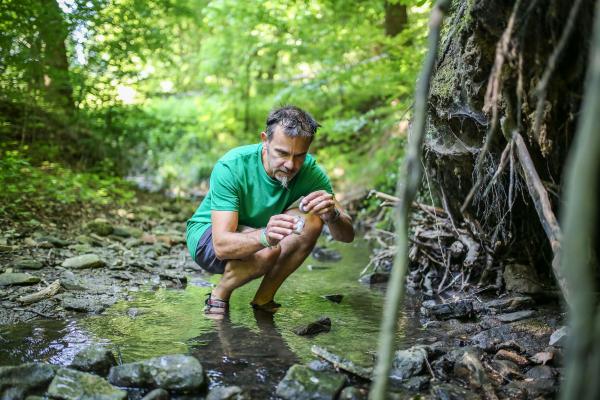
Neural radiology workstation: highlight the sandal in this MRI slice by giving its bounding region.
[250,300,282,313]
[204,293,229,318]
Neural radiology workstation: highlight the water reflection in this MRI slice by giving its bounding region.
[190,310,298,398]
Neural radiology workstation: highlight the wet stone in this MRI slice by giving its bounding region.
[453,348,488,389]
[60,271,90,291]
[0,272,41,286]
[421,299,473,320]
[526,365,555,381]
[338,386,368,400]
[321,294,343,303]
[61,294,116,314]
[112,226,143,239]
[206,385,245,400]
[430,382,480,400]
[48,368,126,400]
[496,310,535,322]
[87,218,114,236]
[311,246,342,262]
[108,354,205,393]
[400,375,430,392]
[141,388,170,400]
[358,272,389,285]
[0,363,56,398]
[390,345,428,381]
[293,316,331,337]
[276,364,345,400]
[35,235,70,248]
[482,296,534,313]
[70,347,117,376]
[62,254,105,269]
[12,258,44,270]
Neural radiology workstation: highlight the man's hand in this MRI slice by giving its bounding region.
[264,214,297,246]
[300,190,337,221]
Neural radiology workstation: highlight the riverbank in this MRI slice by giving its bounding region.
[0,191,567,399]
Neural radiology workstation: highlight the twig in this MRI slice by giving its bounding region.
[17,280,61,305]
[533,0,584,152]
[370,3,450,398]
[482,141,512,197]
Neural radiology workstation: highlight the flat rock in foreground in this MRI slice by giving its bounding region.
[48,368,126,400]
[108,354,205,393]
[62,254,105,269]
[0,272,40,286]
[276,364,345,400]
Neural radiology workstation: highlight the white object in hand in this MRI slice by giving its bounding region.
[293,216,305,234]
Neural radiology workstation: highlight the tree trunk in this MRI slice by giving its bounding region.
[37,0,74,112]
[384,1,408,37]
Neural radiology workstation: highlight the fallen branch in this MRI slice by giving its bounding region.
[311,345,373,380]
[513,132,567,302]
[17,280,61,305]
[369,190,446,216]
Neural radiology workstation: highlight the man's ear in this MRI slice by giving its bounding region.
[260,131,268,143]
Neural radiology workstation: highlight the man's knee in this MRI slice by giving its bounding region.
[284,209,322,251]
[253,246,281,275]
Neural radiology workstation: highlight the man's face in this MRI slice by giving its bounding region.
[261,126,312,188]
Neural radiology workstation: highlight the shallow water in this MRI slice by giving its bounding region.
[0,238,422,397]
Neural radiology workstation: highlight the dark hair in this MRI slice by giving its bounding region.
[265,105,320,140]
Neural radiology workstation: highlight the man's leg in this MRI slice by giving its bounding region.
[211,243,281,302]
[251,209,323,305]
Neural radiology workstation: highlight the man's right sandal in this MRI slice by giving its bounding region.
[204,293,229,318]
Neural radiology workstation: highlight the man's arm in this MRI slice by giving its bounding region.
[211,210,297,260]
[300,191,354,243]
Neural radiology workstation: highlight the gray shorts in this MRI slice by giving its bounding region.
[194,227,228,274]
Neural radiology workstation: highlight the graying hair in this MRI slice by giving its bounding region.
[265,105,320,140]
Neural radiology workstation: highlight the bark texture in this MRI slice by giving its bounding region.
[425,0,595,271]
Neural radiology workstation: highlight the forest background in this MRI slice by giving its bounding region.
[0,0,430,223]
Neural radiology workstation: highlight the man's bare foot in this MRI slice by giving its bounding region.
[250,300,282,313]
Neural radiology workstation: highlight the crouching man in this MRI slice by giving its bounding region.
[186,105,354,317]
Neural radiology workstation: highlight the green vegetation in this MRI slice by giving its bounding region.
[1,0,432,220]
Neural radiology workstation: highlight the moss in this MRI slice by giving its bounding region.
[430,61,459,102]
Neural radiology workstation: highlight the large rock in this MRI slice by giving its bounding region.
[0,363,55,398]
[206,386,245,400]
[293,317,331,337]
[87,218,114,236]
[48,368,126,400]
[62,254,105,269]
[108,354,205,393]
[0,272,40,286]
[390,346,428,381]
[453,348,489,389]
[12,258,44,270]
[276,364,345,400]
[503,264,543,294]
[421,299,473,320]
[70,347,117,376]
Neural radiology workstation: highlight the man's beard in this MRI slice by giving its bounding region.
[274,170,290,189]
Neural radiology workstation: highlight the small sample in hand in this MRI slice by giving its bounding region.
[293,216,305,234]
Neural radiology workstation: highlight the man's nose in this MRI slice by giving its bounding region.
[283,158,294,171]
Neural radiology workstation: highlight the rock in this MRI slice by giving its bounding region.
[141,388,170,400]
[0,363,56,398]
[70,347,117,376]
[310,345,373,380]
[549,326,568,347]
[311,246,342,262]
[306,264,330,271]
[453,348,489,389]
[321,294,343,303]
[400,375,430,392]
[421,299,473,320]
[125,238,144,248]
[358,272,389,284]
[61,294,116,313]
[0,244,15,252]
[12,258,44,270]
[503,264,543,294]
[87,218,114,236]
[530,351,554,365]
[108,354,205,393]
[62,254,105,269]
[307,359,334,372]
[60,271,90,291]
[206,386,245,400]
[47,368,126,400]
[338,386,368,400]
[495,349,529,366]
[70,244,95,254]
[293,317,331,337]
[430,382,480,400]
[482,296,534,312]
[0,272,41,286]
[275,364,345,400]
[526,365,555,381]
[489,359,522,380]
[35,235,70,248]
[496,310,535,322]
[112,226,143,238]
[76,235,104,246]
[390,345,428,381]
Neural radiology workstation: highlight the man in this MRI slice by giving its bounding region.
[186,105,354,317]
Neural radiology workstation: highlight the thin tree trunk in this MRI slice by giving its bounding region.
[384,1,408,37]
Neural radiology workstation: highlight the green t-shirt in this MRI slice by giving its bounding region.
[186,143,333,258]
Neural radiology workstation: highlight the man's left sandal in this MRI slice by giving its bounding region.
[204,293,229,319]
